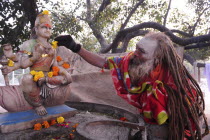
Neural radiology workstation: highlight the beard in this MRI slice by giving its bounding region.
[128,54,154,86]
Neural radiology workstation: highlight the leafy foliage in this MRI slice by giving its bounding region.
[0,0,209,60]
[0,0,32,50]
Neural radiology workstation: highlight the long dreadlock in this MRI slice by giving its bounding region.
[145,32,209,140]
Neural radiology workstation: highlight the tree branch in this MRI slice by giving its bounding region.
[171,29,192,37]
[163,0,172,26]
[100,22,210,53]
[100,30,149,53]
[183,53,196,65]
[118,22,210,46]
[86,0,91,20]
[120,0,145,30]
[184,42,210,50]
[191,7,209,36]
[85,0,109,49]
[98,0,111,12]
[116,30,149,53]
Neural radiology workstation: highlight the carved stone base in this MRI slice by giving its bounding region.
[0,104,77,133]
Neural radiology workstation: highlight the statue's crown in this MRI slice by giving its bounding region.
[35,10,52,27]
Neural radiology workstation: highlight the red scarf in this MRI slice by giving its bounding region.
[105,52,175,125]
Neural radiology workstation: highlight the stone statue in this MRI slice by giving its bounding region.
[0,10,72,116]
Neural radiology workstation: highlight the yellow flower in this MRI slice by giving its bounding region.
[57,116,65,124]
[47,72,53,77]
[33,75,40,82]
[42,10,49,15]
[30,71,45,82]
[51,41,58,49]
[37,71,44,77]
[8,59,14,67]
[30,70,37,75]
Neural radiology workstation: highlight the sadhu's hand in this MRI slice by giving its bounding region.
[54,35,81,53]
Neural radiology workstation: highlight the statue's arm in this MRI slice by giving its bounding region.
[19,43,42,69]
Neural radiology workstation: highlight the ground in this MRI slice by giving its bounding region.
[0,77,210,139]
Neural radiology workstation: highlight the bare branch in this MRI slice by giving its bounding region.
[171,29,192,37]
[183,53,196,65]
[88,21,109,49]
[163,0,172,26]
[98,0,111,12]
[85,0,110,49]
[116,30,149,53]
[86,0,91,20]
[100,30,149,53]
[191,7,209,36]
[118,22,210,46]
[120,0,145,30]
[100,22,210,53]
[184,42,210,50]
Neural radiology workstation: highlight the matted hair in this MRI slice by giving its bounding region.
[145,32,209,140]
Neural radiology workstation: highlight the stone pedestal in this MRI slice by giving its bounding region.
[0,104,77,133]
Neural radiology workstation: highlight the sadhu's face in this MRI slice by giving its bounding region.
[35,23,52,39]
[134,37,158,62]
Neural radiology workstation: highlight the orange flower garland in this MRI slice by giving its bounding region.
[56,56,62,62]
[72,123,79,128]
[50,119,57,125]
[56,56,71,69]
[42,121,50,128]
[33,116,69,130]
[34,123,42,130]
[33,116,79,139]
[52,66,60,76]
[62,62,70,69]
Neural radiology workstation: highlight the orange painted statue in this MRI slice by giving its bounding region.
[1,11,72,116]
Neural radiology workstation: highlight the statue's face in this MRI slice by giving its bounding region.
[134,37,158,61]
[35,23,52,39]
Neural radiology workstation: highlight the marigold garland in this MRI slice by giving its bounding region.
[49,119,57,125]
[72,123,79,128]
[34,123,42,130]
[33,116,79,139]
[52,66,60,72]
[52,71,58,76]
[56,56,62,62]
[42,121,50,128]
[7,59,14,67]
[47,71,53,78]
[30,70,45,82]
[33,116,69,131]
[57,116,65,124]
[62,62,70,69]
[52,66,60,76]
[51,41,58,49]
[42,10,49,15]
